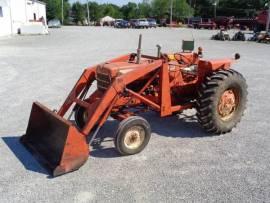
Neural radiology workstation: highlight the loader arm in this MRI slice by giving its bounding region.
[82,59,163,135]
[57,54,131,117]
[58,67,97,117]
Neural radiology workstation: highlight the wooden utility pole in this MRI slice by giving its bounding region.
[61,0,64,25]
[170,0,173,26]
[266,0,270,32]
[188,0,192,24]
[213,1,217,18]
[86,0,90,25]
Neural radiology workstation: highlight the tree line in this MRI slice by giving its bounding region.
[41,0,269,24]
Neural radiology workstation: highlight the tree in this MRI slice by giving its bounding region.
[101,4,123,19]
[42,0,70,22]
[194,0,267,17]
[72,2,86,24]
[121,2,138,19]
[151,0,170,19]
[218,0,265,10]
[173,0,194,20]
[62,0,268,25]
[138,2,152,18]
[151,0,193,20]
[87,2,103,21]
[192,0,212,17]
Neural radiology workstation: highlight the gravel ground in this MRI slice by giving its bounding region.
[0,26,270,203]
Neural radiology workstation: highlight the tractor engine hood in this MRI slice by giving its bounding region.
[96,61,142,91]
[97,62,142,78]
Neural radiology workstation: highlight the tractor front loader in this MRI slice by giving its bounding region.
[21,36,247,176]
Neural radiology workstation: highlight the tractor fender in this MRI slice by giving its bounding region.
[199,58,234,72]
[197,58,235,82]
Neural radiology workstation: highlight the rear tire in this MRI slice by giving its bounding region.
[196,69,247,134]
[114,116,151,155]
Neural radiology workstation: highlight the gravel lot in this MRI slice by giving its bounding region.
[0,26,270,202]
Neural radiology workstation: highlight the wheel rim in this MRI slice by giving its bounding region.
[218,89,239,121]
[123,126,145,150]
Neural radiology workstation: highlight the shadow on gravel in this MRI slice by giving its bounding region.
[90,119,120,158]
[144,111,209,138]
[2,136,49,176]
[91,111,210,159]
[2,112,210,172]
[91,147,120,158]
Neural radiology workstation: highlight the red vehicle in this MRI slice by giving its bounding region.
[233,10,269,31]
[214,10,269,31]
[187,17,202,29]
[198,19,217,29]
[20,36,247,176]
[188,18,219,29]
[232,18,257,30]
[256,10,269,31]
[214,16,234,29]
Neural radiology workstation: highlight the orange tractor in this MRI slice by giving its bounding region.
[21,36,247,176]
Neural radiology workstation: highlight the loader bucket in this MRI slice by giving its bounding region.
[21,102,89,177]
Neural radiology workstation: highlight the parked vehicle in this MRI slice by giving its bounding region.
[160,18,168,27]
[213,10,270,32]
[198,19,216,29]
[232,31,246,41]
[248,32,260,41]
[213,16,234,29]
[248,31,269,42]
[187,17,202,29]
[148,19,157,28]
[256,10,269,31]
[211,29,231,41]
[232,18,257,30]
[114,20,130,28]
[113,19,123,27]
[129,19,137,28]
[136,19,149,28]
[257,31,270,43]
[48,19,61,28]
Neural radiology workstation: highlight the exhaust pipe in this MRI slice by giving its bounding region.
[136,34,142,64]
[156,44,162,58]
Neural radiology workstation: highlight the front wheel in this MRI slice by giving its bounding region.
[114,116,151,155]
[196,69,248,134]
[74,106,88,130]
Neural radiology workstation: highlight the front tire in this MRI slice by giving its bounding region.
[114,116,151,155]
[74,106,88,130]
[196,69,248,134]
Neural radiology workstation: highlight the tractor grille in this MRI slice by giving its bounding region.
[96,72,111,91]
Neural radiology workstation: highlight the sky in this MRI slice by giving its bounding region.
[69,0,142,6]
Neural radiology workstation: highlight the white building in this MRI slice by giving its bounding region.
[0,0,47,36]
